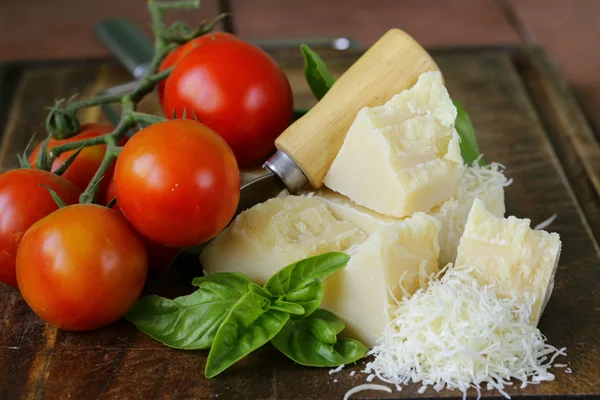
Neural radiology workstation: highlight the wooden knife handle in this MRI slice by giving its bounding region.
[275,29,440,188]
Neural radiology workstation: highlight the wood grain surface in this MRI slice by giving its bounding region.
[0,47,599,399]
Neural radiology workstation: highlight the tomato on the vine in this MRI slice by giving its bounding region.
[16,204,148,331]
[162,39,293,167]
[29,123,124,199]
[157,32,238,104]
[0,169,80,287]
[113,119,240,247]
[105,179,181,271]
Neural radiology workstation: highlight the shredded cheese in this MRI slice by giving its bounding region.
[329,364,345,374]
[364,266,566,400]
[534,214,557,230]
[343,384,392,400]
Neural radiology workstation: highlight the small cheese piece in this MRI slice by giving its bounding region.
[324,71,463,218]
[455,199,562,325]
[321,212,440,346]
[200,195,440,346]
[430,162,510,266]
[200,195,367,284]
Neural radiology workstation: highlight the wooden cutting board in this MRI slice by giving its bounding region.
[0,45,599,400]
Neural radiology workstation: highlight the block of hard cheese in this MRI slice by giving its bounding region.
[199,195,366,285]
[324,71,463,218]
[321,212,440,346]
[200,195,440,346]
[430,162,509,266]
[455,199,561,325]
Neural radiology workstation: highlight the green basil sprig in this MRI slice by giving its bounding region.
[271,309,368,367]
[126,272,250,350]
[453,99,484,165]
[301,44,336,100]
[127,252,362,378]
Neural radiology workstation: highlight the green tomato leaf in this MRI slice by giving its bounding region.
[453,99,484,165]
[264,252,350,317]
[205,290,289,378]
[301,44,336,100]
[271,309,368,367]
[126,272,250,350]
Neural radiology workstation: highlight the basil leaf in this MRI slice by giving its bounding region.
[453,99,484,165]
[126,272,250,350]
[264,252,350,317]
[271,298,305,315]
[205,290,289,378]
[271,309,368,367]
[301,44,336,100]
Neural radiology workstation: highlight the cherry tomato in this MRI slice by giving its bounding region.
[0,169,80,287]
[105,178,181,271]
[158,32,238,104]
[113,119,240,247]
[29,123,124,200]
[16,204,148,331]
[162,39,293,167]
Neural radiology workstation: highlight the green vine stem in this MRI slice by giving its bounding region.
[35,0,217,204]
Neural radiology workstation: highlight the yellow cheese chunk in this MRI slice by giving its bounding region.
[200,195,367,284]
[321,212,440,346]
[430,162,509,266]
[200,195,440,346]
[455,199,561,325]
[324,71,463,218]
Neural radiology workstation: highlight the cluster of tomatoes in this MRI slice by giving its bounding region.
[0,33,294,331]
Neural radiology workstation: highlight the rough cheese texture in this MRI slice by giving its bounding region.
[200,195,440,346]
[321,212,440,346]
[199,195,367,285]
[455,199,562,325]
[324,71,463,218]
[365,266,567,399]
[430,162,510,266]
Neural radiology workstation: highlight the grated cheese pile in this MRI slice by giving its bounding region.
[364,266,566,399]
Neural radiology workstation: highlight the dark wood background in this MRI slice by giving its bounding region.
[0,43,599,398]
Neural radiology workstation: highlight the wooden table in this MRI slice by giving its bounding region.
[1,46,599,399]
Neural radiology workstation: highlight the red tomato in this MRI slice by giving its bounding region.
[29,123,123,200]
[0,169,80,287]
[158,32,238,104]
[162,39,293,167]
[16,204,148,331]
[113,119,240,247]
[105,179,181,271]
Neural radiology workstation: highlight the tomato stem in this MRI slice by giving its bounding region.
[36,0,217,204]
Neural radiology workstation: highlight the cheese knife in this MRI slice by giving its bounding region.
[239,29,440,214]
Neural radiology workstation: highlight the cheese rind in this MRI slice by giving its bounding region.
[200,195,440,346]
[430,162,509,266]
[324,71,463,218]
[455,199,561,325]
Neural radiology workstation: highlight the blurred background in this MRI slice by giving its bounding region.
[0,0,597,130]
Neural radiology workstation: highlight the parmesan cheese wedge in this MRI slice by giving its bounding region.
[455,198,562,325]
[324,71,463,218]
[430,162,510,266]
[200,195,440,346]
